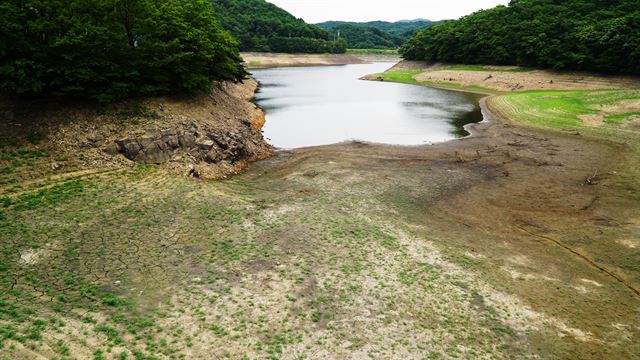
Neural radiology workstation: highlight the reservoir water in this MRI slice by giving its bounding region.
[251,63,483,149]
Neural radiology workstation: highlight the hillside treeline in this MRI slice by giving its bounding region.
[321,25,401,49]
[212,0,347,53]
[401,0,640,74]
[317,20,435,49]
[0,0,248,102]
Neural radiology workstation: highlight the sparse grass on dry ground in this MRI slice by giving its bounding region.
[5,138,638,360]
[0,162,540,359]
[2,131,640,359]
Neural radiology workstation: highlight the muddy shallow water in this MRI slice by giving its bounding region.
[252,63,483,149]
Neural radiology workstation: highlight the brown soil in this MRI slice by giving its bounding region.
[242,52,367,68]
[243,95,640,358]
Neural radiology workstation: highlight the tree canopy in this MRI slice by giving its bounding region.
[400,0,640,74]
[317,20,435,49]
[319,24,401,49]
[0,0,247,102]
[212,0,347,54]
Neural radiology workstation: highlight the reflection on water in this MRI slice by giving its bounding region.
[252,63,483,149]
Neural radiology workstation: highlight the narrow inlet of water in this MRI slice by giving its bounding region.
[252,63,483,149]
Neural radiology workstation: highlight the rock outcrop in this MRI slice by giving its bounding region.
[0,78,272,179]
[107,119,266,166]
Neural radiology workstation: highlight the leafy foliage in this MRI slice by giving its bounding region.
[322,24,401,49]
[317,20,436,49]
[0,0,248,102]
[400,0,640,74]
[212,0,346,53]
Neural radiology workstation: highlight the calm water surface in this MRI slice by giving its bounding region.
[252,63,483,149]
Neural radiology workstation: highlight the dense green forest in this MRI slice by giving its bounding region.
[401,0,640,74]
[317,20,435,49]
[0,0,247,102]
[212,0,347,53]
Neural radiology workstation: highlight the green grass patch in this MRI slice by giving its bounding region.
[374,70,422,84]
[101,293,125,307]
[11,180,84,211]
[0,149,48,162]
[605,111,640,123]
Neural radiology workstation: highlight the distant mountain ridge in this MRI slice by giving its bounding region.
[397,18,432,23]
[316,20,436,49]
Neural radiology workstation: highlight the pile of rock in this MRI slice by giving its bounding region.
[104,120,267,167]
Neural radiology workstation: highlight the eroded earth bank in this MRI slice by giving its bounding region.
[1,63,639,359]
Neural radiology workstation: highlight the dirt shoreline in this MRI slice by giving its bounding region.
[241,52,368,69]
[241,65,640,358]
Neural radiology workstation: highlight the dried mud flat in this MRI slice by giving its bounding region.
[1,72,640,359]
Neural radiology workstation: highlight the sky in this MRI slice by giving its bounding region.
[266,0,510,23]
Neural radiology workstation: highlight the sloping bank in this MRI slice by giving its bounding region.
[0,79,272,180]
[242,52,367,68]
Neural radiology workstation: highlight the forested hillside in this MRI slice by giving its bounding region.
[212,0,346,53]
[401,0,640,74]
[0,0,247,102]
[317,20,434,49]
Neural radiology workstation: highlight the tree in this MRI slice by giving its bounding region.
[0,0,248,102]
[400,0,640,75]
[211,0,346,53]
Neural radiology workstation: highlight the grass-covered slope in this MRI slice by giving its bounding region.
[212,0,346,53]
[490,90,640,138]
[401,0,640,74]
[317,20,434,49]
